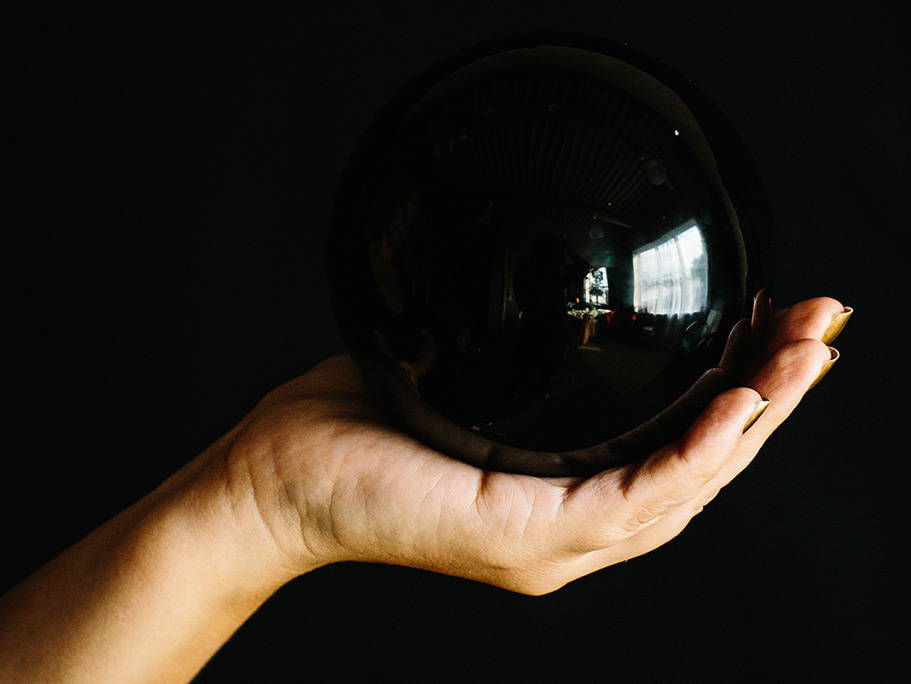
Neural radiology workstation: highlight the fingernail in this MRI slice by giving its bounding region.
[742,398,771,433]
[809,346,840,390]
[821,307,853,345]
[751,287,772,337]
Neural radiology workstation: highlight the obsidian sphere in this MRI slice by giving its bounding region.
[327,32,773,477]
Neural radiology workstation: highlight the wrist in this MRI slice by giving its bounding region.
[0,445,311,683]
[155,447,316,604]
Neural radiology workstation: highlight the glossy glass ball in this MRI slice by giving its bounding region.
[327,32,773,477]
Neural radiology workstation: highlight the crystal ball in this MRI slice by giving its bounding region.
[326,32,773,477]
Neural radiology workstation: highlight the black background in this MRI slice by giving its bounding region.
[15,1,907,681]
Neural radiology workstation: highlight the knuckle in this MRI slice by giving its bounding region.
[565,505,637,553]
[632,503,663,527]
[679,450,716,486]
[616,465,684,535]
[702,488,721,506]
[661,436,716,487]
[693,488,721,516]
[570,525,627,552]
[693,487,721,517]
[618,501,669,537]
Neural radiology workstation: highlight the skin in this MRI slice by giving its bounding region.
[0,296,848,683]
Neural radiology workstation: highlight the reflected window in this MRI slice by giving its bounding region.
[633,221,707,315]
[583,266,608,306]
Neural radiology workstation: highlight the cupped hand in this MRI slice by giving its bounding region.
[207,296,848,595]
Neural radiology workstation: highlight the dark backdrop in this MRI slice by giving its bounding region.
[16,1,906,680]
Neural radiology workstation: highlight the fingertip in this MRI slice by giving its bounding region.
[808,346,840,390]
[680,386,763,461]
[769,297,846,345]
[746,337,835,412]
[790,337,836,374]
[700,386,765,428]
[807,295,845,312]
[742,398,771,433]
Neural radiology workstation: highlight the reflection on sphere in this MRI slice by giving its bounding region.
[328,32,771,476]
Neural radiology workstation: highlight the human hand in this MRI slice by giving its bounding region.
[0,296,851,683]
[205,296,850,595]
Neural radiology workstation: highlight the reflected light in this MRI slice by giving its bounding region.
[632,221,708,315]
[583,266,609,306]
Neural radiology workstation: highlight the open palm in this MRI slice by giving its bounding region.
[217,296,846,594]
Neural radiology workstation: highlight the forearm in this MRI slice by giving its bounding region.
[0,450,303,683]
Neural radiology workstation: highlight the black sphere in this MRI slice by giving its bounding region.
[327,32,773,477]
